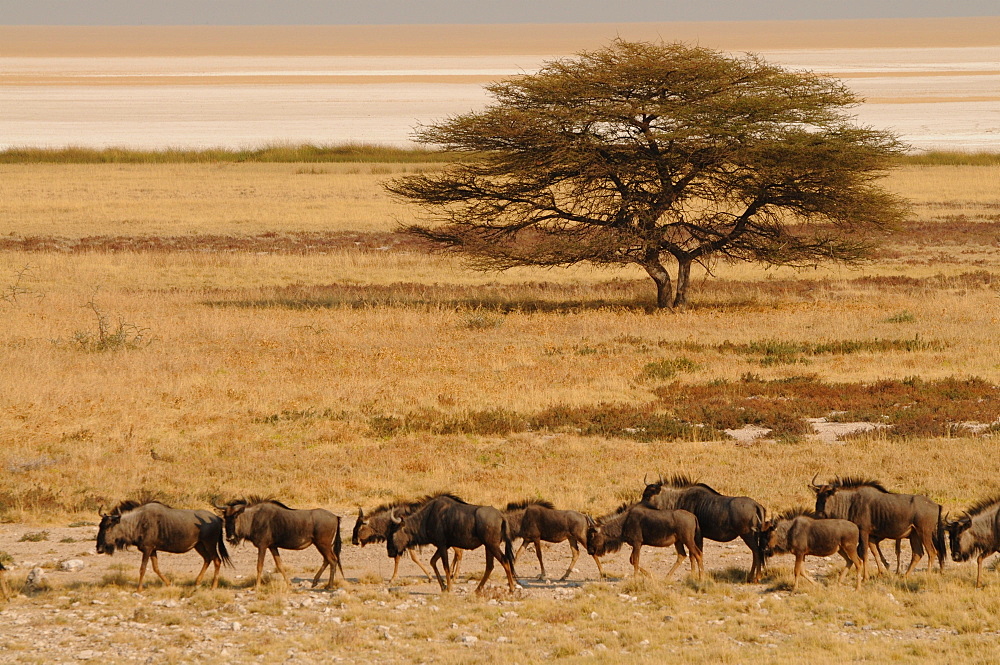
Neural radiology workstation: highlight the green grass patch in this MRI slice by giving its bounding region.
[369,375,1000,442]
[897,150,1000,166]
[0,143,457,165]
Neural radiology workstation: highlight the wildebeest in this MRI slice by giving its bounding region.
[0,560,9,601]
[96,500,231,592]
[586,502,703,580]
[503,499,603,580]
[216,497,343,589]
[810,476,944,579]
[641,475,767,581]
[352,502,463,583]
[759,508,864,590]
[946,495,1000,588]
[385,493,517,593]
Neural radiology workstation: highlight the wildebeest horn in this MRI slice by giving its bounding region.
[808,473,821,491]
[643,473,648,485]
[389,509,401,524]
[211,500,227,510]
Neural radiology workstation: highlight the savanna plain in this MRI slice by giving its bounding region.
[2,151,1000,664]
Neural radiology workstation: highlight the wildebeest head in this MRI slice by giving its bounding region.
[585,524,605,556]
[214,500,249,545]
[808,475,837,517]
[96,508,126,555]
[758,509,811,558]
[946,516,974,562]
[385,509,413,559]
[351,508,369,546]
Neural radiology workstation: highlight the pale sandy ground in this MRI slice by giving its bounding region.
[0,19,998,150]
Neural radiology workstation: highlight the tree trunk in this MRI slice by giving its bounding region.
[673,258,692,308]
[641,261,673,309]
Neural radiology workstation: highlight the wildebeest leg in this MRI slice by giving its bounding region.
[193,542,212,587]
[741,533,763,583]
[692,543,705,580]
[450,549,464,582]
[404,550,434,582]
[476,549,496,593]
[533,538,547,580]
[0,570,9,601]
[311,561,329,588]
[902,534,924,578]
[429,548,449,592]
[858,530,870,581]
[560,540,580,581]
[270,547,292,587]
[663,543,687,581]
[792,554,817,590]
[149,552,171,588]
[976,552,987,588]
[629,544,650,578]
[592,555,607,579]
[870,540,890,575]
[848,545,863,590]
[193,557,211,587]
[210,557,222,589]
[255,547,267,589]
[137,551,150,592]
[313,540,338,588]
[895,539,903,575]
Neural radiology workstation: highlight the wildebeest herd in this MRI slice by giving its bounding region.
[80,475,1000,594]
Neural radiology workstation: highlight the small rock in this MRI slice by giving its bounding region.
[60,559,85,573]
[496,636,509,643]
[230,621,242,632]
[458,635,478,645]
[589,612,599,620]
[25,567,47,591]
[75,651,98,661]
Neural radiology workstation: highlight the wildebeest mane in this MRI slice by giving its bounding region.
[368,499,422,515]
[240,495,293,509]
[505,499,555,512]
[962,494,1000,518]
[649,474,721,494]
[778,507,819,521]
[416,492,467,505]
[111,499,169,515]
[830,477,889,493]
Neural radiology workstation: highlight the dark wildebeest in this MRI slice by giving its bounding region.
[0,560,9,601]
[946,495,1000,588]
[641,475,767,581]
[96,500,231,592]
[586,502,703,580]
[810,476,945,579]
[759,508,864,590]
[502,499,604,580]
[216,497,343,590]
[385,493,517,593]
[352,502,463,583]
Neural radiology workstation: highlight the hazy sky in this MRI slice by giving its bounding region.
[1,0,997,25]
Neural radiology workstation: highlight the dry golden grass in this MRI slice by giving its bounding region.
[0,162,435,237]
[2,159,1000,663]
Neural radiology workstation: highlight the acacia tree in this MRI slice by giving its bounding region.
[388,40,909,308]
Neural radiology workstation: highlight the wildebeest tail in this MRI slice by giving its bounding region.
[335,519,345,579]
[217,528,233,568]
[934,505,946,571]
[502,518,517,580]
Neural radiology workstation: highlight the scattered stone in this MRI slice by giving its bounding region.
[75,651,98,661]
[25,567,47,591]
[458,635,478,645]
[60,559,86,573]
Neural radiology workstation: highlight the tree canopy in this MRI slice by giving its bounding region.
[388,40,909,308]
